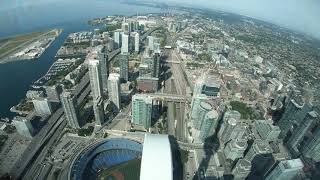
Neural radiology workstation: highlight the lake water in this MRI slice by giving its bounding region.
[0,0,164,118]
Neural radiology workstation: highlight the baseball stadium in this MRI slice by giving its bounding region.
[68,134,173,180]
[69,138,143,180]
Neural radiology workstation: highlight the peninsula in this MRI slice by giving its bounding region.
[0,29,62,64]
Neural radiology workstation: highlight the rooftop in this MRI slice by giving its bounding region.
[200,101,213,111]
[282,159,304,170]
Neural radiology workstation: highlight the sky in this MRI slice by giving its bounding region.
[163,0,320,39]
[0,0,319,39]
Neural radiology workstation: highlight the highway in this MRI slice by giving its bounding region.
[108,49,120,60]
[140,27,160,41]
[10,107,64,179]
[10,71,92,179]
[143,93,191,102]
[9,27,161,179]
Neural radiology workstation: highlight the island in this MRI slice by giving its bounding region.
[0,29,62,64]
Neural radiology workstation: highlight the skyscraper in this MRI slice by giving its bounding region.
[119,54,129,82]
[121,33,129,54]
[97,46,109,93]
[140,57,153,77]
[301,123,320,162]
[153,37,161,54]
[121,17,130,33]
[106,37,114,51]
[255,120,281,142]
[193,76,205,96]
[44,85,61,102]
[190,94,210,127]
[287,111,318,155]
[218,110,244,146]
[244,140,272,162]
[88,59,103,99]
[278,99,312,138]
[232,159,252,180]
[265,159,303,180]
[147,36,154,51]
[193,101,213,130]
[32,98,52,116]
[113,30,122,49]
[198,109,219,142]
[133,21,139,31]
[93,96,105,126]
[108,73,121,111]
[61,91,80,129]
[152,53,160,78]
[224,140,248,161]
[132,94,153,129]
[190,96,220,142]
[12,116,35,138]
[134,32,140,52]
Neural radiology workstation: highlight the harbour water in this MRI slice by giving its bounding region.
[0,0,163,118]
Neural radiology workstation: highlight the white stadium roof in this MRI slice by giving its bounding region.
[140,134,173,180]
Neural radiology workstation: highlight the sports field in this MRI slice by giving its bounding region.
[98,158,141,180]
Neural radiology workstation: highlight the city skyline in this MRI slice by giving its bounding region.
[1,0,320,40]
[0,2,319,180]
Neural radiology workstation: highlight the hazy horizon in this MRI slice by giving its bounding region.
[163,0,320,39]
[1,0,320,39]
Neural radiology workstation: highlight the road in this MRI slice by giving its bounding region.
[9,27,160,179]
[143,93,191,102]
[10,72,92,179]
[140,27,160,41]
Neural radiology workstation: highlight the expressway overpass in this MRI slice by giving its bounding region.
[108,49,120,60]
[140,27,160,41]
[143,93,191,103]
[177,141,219,151]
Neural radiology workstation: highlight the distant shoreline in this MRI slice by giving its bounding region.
[124,0,320,43]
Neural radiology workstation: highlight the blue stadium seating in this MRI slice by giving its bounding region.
[70,139,143,180]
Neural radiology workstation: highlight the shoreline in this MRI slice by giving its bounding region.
[0,29,63,65]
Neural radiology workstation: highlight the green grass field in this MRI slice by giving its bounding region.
[98,158,141,180]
